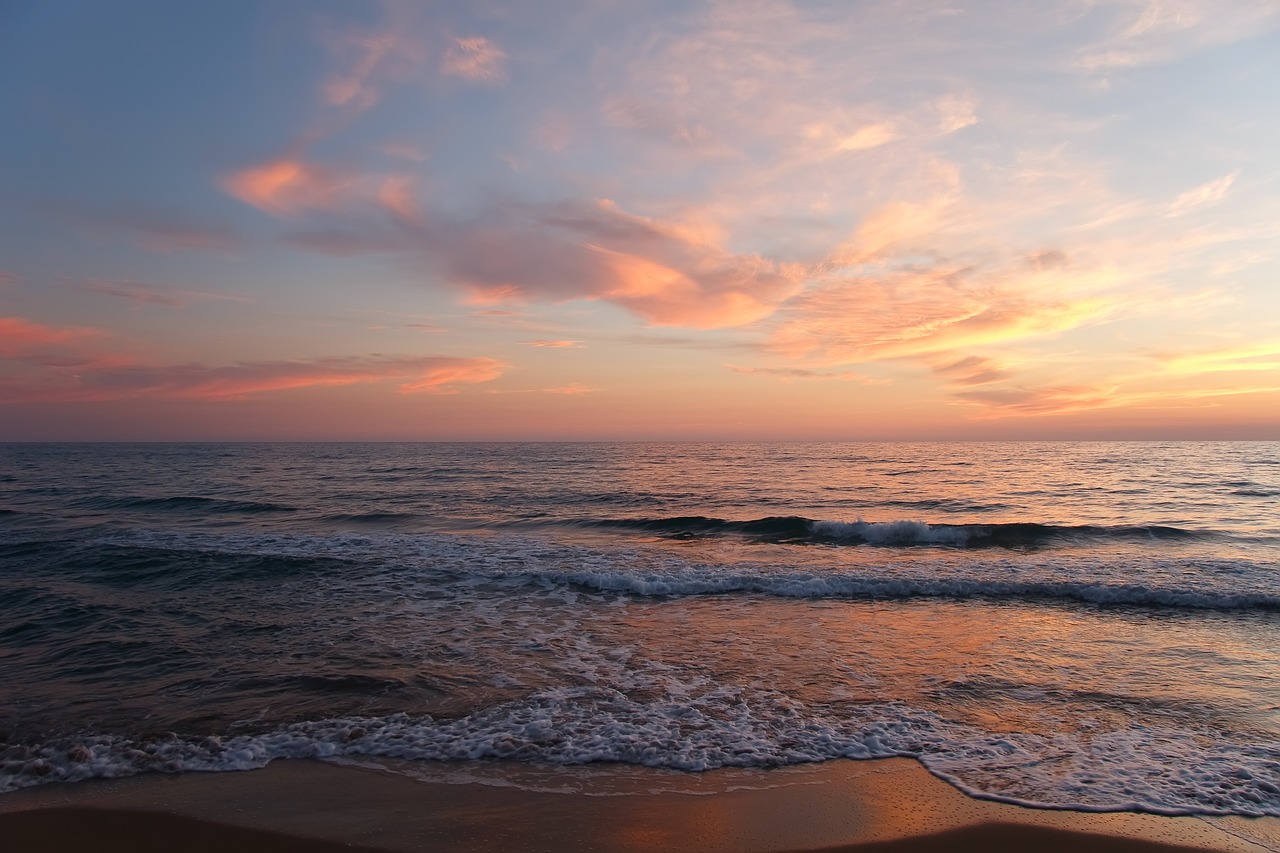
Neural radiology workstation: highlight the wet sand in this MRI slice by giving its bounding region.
[1,758,1276,852]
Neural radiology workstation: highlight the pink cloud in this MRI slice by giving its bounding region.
[376,175,425,226]
[222,156,424,224]
[0,316,101,357]
[319,13,425,113]
[221,159,353,216]
[523,340,582,348]
[440,36,506,83]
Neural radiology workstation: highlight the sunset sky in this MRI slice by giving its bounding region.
[2,0,1278,440]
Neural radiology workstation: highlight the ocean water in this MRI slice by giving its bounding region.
[1,442,1278,816]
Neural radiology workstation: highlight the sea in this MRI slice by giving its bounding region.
[1,442,1277,817]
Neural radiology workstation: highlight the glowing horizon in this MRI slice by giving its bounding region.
[2,1,1278,440]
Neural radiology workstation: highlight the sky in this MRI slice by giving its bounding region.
[1,0,1278,441]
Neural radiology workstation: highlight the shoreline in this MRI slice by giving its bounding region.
[2,758,1277,852]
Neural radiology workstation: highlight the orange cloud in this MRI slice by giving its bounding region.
[727,364,881,383]
[397,358,506,394]
[590,245,800,328]
[0,353,506,403]
[832,194,956,267]
[523,340,582,348]
[770,266,1121,365]
[956,381,1280,419]
[928,354,1012,387]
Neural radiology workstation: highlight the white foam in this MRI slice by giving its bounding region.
[3,689,1278,817]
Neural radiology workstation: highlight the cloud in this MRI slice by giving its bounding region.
[523,340,582,348]
[72,279,250,308]
[928,354,1013,387]
[1077,0,1280,71]
[1166,171,1241,217]
[320,12,426,113]
[0,316,101,358]
[769,265,1120,365]
[488,383,598,396]
[0,353,506,403]
[221,158,353,216]
[954,379,1280,418]
[376,175,425,226]
[283,195,806,329]
[440,36,506,83]
[1154,342,1280,375]
[727,364,881,383]
[222,157,421,223]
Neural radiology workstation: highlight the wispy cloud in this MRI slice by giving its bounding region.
[1154,342,1280,375]
[222,157,421,223]
[1076,0,1280,71]
[0,316,101,358]
[440,36,507,83]
[319,11,426,114]
[928,355,1013,387]
[955,379,1280,418]
[221,158,352,216]
[1166,171,1241,217]
[0,352,506,403]
[523,340,582,348]
[489,382,598,396]
[727,364,881,383]
[72,279,250,308]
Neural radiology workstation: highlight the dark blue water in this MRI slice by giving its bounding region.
[1,442,1278,815]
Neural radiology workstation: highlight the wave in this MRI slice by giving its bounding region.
[523,565,1280,612]
[578,516,1206,547]
[79,495,297,514]
[3,689,1277,817]
[81,528,1275,613]
[317,511,421,524]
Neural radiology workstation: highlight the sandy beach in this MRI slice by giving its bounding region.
[3,758,1277,852]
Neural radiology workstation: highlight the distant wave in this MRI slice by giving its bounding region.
[75,527,1272,613]
[317,511,421,524]
[574,516,1205,547]
[79,495,297,514]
